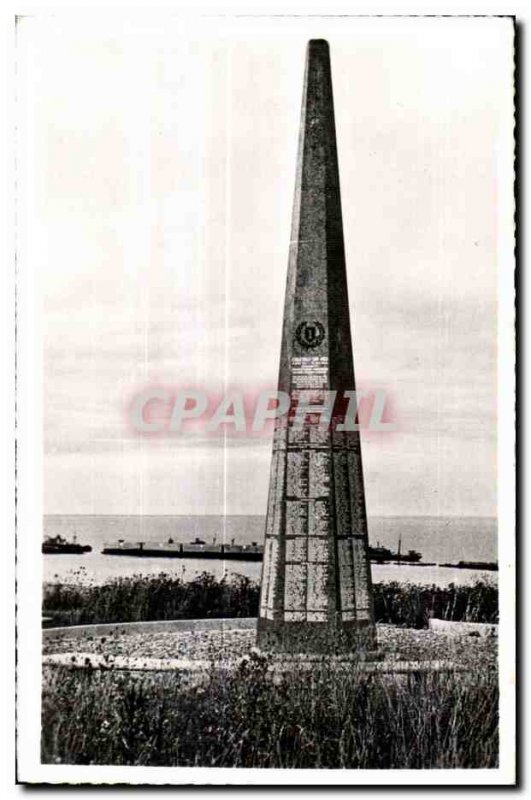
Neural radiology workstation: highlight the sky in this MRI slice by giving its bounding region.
[18,16,513,517]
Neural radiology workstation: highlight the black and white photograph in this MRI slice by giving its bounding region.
[14,11,516,786]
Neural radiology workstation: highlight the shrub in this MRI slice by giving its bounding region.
[43,574,498,628]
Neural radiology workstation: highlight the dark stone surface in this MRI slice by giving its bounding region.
[257,617,377,656]
[257,40,376,655]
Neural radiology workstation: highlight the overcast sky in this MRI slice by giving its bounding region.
[19,16,513,517]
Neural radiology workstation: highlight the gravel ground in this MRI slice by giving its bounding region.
[43,628,254,662]
[377,625,497,670]
[43,624,497,670]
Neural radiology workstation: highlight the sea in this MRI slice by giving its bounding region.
[43,514,498,588]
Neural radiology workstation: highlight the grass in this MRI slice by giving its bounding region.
[43,573,498,628]
[41,652,498,768]
[41,576,499,768]
[373,580,498,628]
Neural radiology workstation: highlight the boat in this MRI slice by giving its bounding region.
[102,536,264,561]
[367,544,395,563]
[42,534,92,555]
[395,548,422,564]
[368,539,422,564]
[394,536,422,563]
[101,535,424,565]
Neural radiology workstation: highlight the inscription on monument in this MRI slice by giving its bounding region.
[286,500,309,535]
[308,537,328,563]
[309,451,331,497]
[284,564,307,611]
[288,425,310,446]
[286,537,307,563]
[333,451,351,537]
[309,425,330,447]
[352,539,371,617]
[338,539,355,612]
[291,355,329,389]
[287,451,309,496]
[309,498,330,536]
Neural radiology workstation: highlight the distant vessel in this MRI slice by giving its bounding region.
[42,534,92,555]
[395,535,422,564]
[440,560,498,572]
[367,544,395,563]
[101,536,424,565]
[368,539,422,564]
[102,537,264,561]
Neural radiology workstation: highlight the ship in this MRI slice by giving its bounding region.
[101,537,264,561]
[42,534,92,555]
[367,544,395,563]
[368,538,422,564]
[101,535,423,565]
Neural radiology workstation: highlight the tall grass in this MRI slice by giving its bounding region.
[373,580,498,628]
[43,573,498,628]
[41,656,498,768]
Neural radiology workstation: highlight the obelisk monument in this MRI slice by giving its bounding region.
[257,40,376,654]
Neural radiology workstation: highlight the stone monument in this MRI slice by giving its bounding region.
[257,40,376,654]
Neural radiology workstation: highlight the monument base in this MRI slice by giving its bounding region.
[256,617,378,656]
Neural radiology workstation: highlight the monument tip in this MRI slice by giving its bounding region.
[308,39,330,53]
